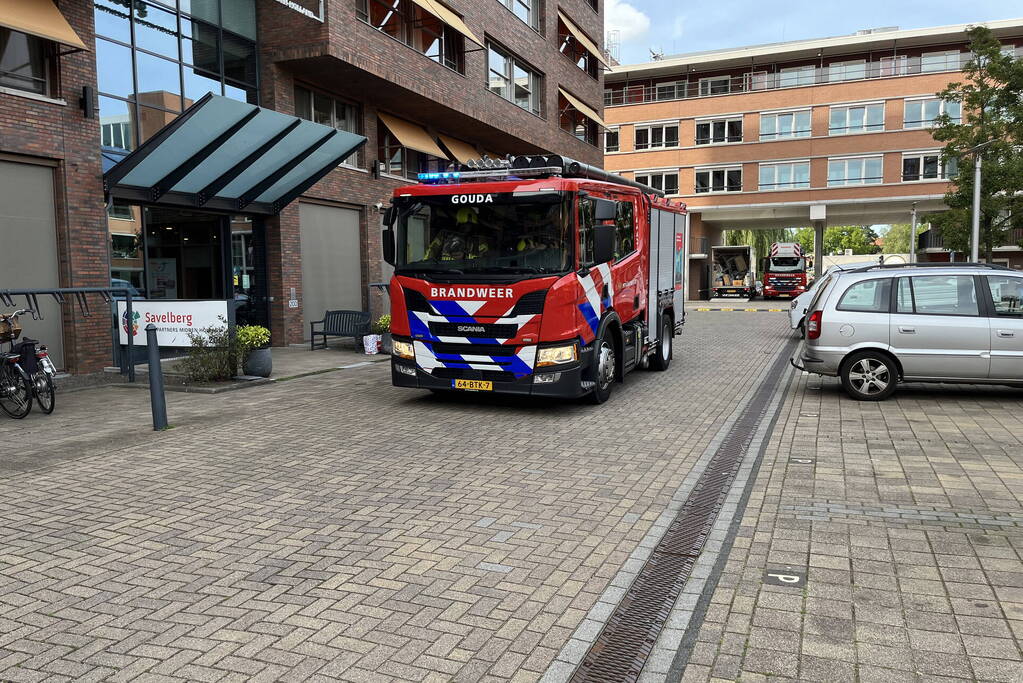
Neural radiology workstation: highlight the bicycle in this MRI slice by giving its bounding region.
[0,309,33,419]
[21,337,56,414]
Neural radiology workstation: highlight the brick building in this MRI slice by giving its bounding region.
[602,19,1023,299]
[0,0,605,373]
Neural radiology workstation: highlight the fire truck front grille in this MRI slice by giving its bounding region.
[429,342,518,357]
[767,278,799,289]
[429,322,517,338]
[431,368,517,382]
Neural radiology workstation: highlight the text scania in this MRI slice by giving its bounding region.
[451,194,493,204]
[144,312,194,326]
[429,287,513,298]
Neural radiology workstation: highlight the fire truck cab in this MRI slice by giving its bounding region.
[382,155,688,404]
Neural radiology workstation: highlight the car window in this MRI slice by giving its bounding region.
[896,277,914,313]
[985,275,1023,316]
[807,274,834,308]
[837,278,892,313]
[909,275,978,316]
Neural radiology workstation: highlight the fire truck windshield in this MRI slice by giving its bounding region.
[392,192,573,276]
[768,257,806,273]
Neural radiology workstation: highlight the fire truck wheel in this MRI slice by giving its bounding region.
[649,317,673,371]
[587,333,616,404]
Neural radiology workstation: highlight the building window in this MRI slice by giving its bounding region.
[778,65,815,87]
[921,50,961,73]
[559,94,597,145]
[0,28,52,96]
[698,76,731,96]
[904,98,961,128]
[759,162,810,190]
[827,157,883,186]
[94,0,259,150]
[107,202,134,220]
[356,0,466,73]
[828,59,866,82]
[829,103,884,135]
[294,85,361,166]
[695,167,742,193]
[696,118,742,145]
[487,42,542,115]
[378,127,447,180]
[634,124,679,150]
[655,81,681,100]
[604,128,619,152]
[760,110,811,140]
[635,172,679,195]
[744,71,769,91]
[902,152,957,182]
[558,17,598,78]
[498,0,540,31]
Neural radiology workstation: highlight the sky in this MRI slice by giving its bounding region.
[605,0,1022,65]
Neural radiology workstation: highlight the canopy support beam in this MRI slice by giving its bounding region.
[236,129,338,210]
[195,118,302,207]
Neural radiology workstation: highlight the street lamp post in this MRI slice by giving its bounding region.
[971,154,982,262]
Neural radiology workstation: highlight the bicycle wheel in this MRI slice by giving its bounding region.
[0,364,32,419]
[33,372,55,414]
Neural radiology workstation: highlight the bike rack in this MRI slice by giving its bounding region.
[0,287,136,381]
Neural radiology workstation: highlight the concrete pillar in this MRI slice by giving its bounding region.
[813,220,825,278]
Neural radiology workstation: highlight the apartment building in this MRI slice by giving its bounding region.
[0,0,604,374]
[602,19,1023,299]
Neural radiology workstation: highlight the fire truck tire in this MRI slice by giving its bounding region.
[587,329,617,404]
[649,316,673,371]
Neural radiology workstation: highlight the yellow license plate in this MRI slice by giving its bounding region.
[453,379,493,391]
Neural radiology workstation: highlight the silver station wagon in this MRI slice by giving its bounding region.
[794,263,1023,400]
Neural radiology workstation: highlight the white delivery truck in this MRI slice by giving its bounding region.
[710,245,755,300]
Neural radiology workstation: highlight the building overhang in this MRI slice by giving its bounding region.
[103,94,366,215]
[691,194,948,229]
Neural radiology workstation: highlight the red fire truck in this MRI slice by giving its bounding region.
[382,155,688,403]
[761,242,809,299]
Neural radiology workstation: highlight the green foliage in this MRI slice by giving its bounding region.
[882,223,927,254]
[723,229,793,257]
[931,26,1023,259]
[179,317,239,384]
[792,226,881,255]
[372,314,391,335]
[236,325,270,352]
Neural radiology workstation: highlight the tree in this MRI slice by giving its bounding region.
[791,226,881,255]
[882,223,928,254]
[931,26,1023,260]
[723,228,792,258]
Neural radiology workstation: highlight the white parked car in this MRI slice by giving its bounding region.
[790,262,876,334]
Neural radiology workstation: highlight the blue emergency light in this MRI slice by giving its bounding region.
[417,171,461,183]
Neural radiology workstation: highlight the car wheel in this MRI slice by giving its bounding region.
[797,320,805,338]
[841,352,897,401]
[649,317,673,371]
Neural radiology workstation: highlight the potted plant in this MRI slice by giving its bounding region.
[237,324,272,377]
[374,314,392,354]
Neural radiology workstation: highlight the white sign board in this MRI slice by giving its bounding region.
[117,300,229,347]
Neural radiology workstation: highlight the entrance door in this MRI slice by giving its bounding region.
[0,161,63,367]
[299,203,362,337]
[984,274,1023,381]
[890,275,990,379]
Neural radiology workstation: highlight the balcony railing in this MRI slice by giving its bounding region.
[918,227,1023,252]
[605,53,974,107]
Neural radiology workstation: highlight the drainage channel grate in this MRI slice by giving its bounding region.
[570,338,798,683]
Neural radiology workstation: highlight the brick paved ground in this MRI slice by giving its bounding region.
[675,369,1023,682]
[0,313,790,682]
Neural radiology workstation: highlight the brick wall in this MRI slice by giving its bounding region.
[0,0,109,373]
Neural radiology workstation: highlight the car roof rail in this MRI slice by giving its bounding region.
[848,262,1013,273]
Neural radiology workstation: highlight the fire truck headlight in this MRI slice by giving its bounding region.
[392,339,415,360]
[536,343,578,367]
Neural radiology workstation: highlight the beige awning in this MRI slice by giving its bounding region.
[557,10,609,68]
[0,0,87,50]
[407,0,483,46]
[438,134,479,164]
[378,113,447,158]
[559,87,606,128]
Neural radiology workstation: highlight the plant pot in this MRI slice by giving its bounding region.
[381,332,392,354]
[243,347,272,377]
[363,334,381,354]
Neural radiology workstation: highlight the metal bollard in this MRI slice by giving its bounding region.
[145,323,169,431]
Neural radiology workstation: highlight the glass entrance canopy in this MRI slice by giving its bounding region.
[103,94,367,215]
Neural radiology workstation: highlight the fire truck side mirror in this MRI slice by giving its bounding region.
[382,228,396,265]
[592,198,617,222]
[383,205,397,226]
[593,224,615,264]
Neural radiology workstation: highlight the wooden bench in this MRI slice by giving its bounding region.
[309,310,371,351]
